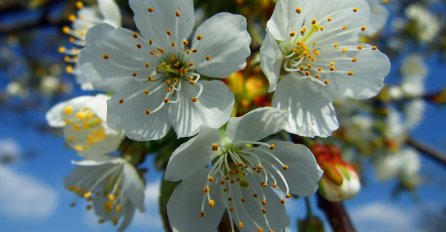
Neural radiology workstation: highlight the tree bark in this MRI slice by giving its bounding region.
[317,194,356,232]
[407,137,446,168]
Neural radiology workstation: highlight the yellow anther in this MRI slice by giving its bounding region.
[75,1,84,9]
[116,204,122,213]
[280,198,286,204]
[341,26,347,31]
[353,7,358,12]
[348,71,353,76]
[262,199,267,206]
[64,106,73,115]
[192,48,198,53]
[62,26,71,34]
[166,31,172,36]
[269,144,276,150]
[148,39,153,45]
[372,46,378,50]
[208,199,215,208]
[147,7,155,12]
[262,208,267,214]
[103,54,110,59]
[108,194,115,201]
[239,222,245,229]
[208,176,214,182]
[286,193,292,198]
[361,25,366,31]
[203,186,210,193]
[145,109,151,115]
[342,48,347,53]
[176,10,181,17]
[258,227,264,232]
[197,34,203,40]
[324,80,329,85]
[290,31,296,37]
[199,211,206,218]
[84,192,93,199]
[352,57,358,62]
[283,164,289,171]
[191,97,198,103]
[164,98,169,103]
[205,55,212,61]
[171,42,177,47]
[183,39,189,46]
[327,17,333,22]
[296,7,302,14]
[212,143,219,151]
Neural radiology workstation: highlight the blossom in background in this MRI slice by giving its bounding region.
[46,95,124,160]
[60,0,122,90]
[65,157,145,231]
[260,0,391,138]
[78,0,251,141]
[165,108,323,231]
[374,147,422,189]
[312,144,361,202]
[405,4,440,43]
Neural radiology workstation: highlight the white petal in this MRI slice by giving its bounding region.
[266,0,312,41]
[129,0,195,47]
[364,0,388,35]
[324,46,390,100]
[78,23,158,92]
[265,140,323,196]
[98,0,122,27]
[122,163,145,211]
[169,80,234,138]
[272,76,339,138]
[107,80,171,141]
[167,170,225,232]
[260,32,284,92]
[191,13,251,78]
[226,107,288,142]
[165,127,221,182]
[234,175,289,231]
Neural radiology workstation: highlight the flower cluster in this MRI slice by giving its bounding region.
[46,0,392,230]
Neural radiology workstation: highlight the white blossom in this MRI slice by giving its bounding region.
[78,0,251,141]
[165,108,323,232]
[260,0,390,138]
[46,95,124,160]
[405,4,440,43]
[374,148,421,184]
[65,157,145,231]
[401,54,428,97]
[61,0,122,90]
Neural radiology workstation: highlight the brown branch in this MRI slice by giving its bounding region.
[407,137,446,167]
[317,193,356,232]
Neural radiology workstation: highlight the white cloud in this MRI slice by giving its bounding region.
[0,166,58,220]
[351,201,415,232]
[132,180,163,230]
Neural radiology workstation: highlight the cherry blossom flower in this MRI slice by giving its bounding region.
[65,157,145,231]
[260,0,390,138]
[46,95,124,160]
[61,0,122,90]
[78,0,251,141]
[165,108,323,232]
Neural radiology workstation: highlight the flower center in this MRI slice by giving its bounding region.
[63,106,106,152]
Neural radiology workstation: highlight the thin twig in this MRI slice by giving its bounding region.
[407,137,446,167]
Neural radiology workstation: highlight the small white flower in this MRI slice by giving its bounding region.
[61,0,122,90]
[403,99,425,130]
[78,0,251,141]
[65,157,145,231]
[364,0,389,36]
[5,81,28,98]
[46,95,124,160]
[40,75,60,95]
[165,108,323,232]
[400,53,428,97]
[405,4,440,43]
[374,148,421,183]
[260,0,391,138]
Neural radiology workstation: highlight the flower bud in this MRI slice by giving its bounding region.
[312,144,361,202]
